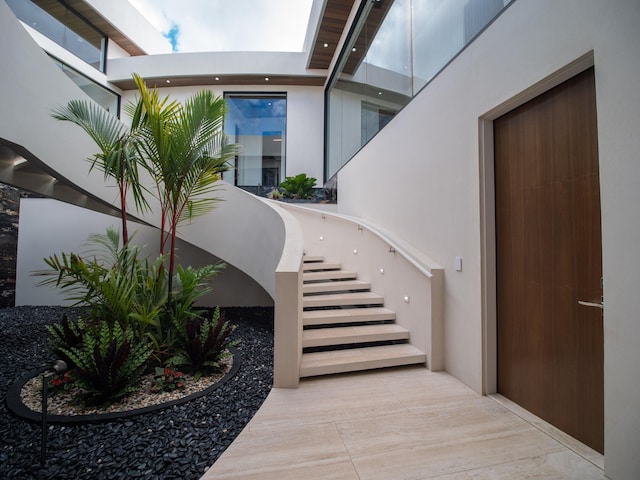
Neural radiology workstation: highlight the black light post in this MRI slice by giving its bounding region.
[41,359,67,466]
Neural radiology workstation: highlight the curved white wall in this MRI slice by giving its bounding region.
[0,1,292,309]
[15,198,273,307]
[335,1,640,478]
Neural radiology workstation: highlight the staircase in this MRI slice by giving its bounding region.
[300,255,426,378]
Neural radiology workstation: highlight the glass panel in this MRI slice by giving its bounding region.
[50,56,119,116]
[6,0,106,72]
[413,0,505,91]
[223,94,287,187]
[325,0,513,180]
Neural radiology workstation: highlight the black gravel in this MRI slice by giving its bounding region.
[0,306,274,480]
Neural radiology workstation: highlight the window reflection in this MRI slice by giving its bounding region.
[50,56,119,116]
[326,0,512,180]
[223,94,287,188]
[6,0,106,72]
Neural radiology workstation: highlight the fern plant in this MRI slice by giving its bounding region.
[62,322,151,405]
[46,314,88,370]
[169,307,238,379]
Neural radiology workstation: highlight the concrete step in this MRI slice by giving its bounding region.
[303,292,384,309]
[302,262,342,272]
[302,324,409,348]
[303,280,371,295]
[303,255,324,263]
[303,307,396,326]
[303,270,358,282]
[300,344,426,377]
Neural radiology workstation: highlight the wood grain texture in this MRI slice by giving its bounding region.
[495,68,603,453]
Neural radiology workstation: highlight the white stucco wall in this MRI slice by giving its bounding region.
[83,0,172,55]
[119,85,324,183]
[335,1,640,478]
[15,198,273,307]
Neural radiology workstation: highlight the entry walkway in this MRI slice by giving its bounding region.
[202,366,605,479]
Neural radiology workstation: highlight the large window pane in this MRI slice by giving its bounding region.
[223,94,287,187]
[50,57,119,115]
[325,0,512,180]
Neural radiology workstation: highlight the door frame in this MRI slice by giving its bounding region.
[478,52,596,395]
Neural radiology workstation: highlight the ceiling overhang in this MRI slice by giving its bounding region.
[307,0,357,70]
[110,74,326,90]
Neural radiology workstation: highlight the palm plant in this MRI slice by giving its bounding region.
[127,74,237,298]
[51,100,148,245]
[35,227,167,344]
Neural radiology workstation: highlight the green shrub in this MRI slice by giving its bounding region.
[279,173,317,199]
[36,228,167,342]
[169,307,238,379]
[61,322,151,406]
[37,228,228,401]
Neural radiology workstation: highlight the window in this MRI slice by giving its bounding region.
[50,56,119,115]
[223,94,287,187]
[6,0,106,72]
[325,0,513,180]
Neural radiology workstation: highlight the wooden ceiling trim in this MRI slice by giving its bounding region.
[111,75,327,91]
[308,0,356,70]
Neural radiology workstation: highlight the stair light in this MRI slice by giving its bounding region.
[353,249,358,254]
[380,268,385,275]
[403,295,410,303]
[319,236,324,241]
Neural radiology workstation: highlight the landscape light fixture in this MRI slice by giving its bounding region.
[41,360,68,466]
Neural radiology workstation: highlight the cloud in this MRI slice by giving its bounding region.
[128,0,313,53]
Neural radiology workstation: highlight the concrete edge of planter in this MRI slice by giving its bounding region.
[5,347,241,425]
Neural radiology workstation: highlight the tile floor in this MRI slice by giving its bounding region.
[202,366,605,479]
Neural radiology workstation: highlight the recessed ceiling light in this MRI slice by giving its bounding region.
[378,91,382,95]
[323,43,329,48]
[165,79,171,84]
[214,77,220,81]
[265,77,270,81]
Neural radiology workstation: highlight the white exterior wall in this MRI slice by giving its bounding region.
[83,0,172,55]
[16,199,273,307]
[120,85,324,183]
[335,1,640,478]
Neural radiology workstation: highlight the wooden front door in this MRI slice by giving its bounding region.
[494,67,603,453]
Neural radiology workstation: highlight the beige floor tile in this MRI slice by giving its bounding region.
[247,373,406,431]
[202,422,357,480]
[489,394,604,469]
[336,399,564,480]
[382,369,480,411]
[200,367,604,480]
[464,450,605,479]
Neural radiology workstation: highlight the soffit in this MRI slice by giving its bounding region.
[307,0,356,70]
[111,75,326,91]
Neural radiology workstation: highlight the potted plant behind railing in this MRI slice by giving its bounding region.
[274,173,318,202]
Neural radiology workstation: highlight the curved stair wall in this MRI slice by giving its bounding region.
[276,203,444,373]
[1,1,303,314]
[0,0,118,211]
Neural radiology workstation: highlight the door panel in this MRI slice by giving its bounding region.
[495,67,603,453]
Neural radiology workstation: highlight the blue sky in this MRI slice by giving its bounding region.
[128,0,314,53]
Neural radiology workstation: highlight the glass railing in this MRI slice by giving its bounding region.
[6,0,106,72]
[50,56,120,116]
[325,0,514,180]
